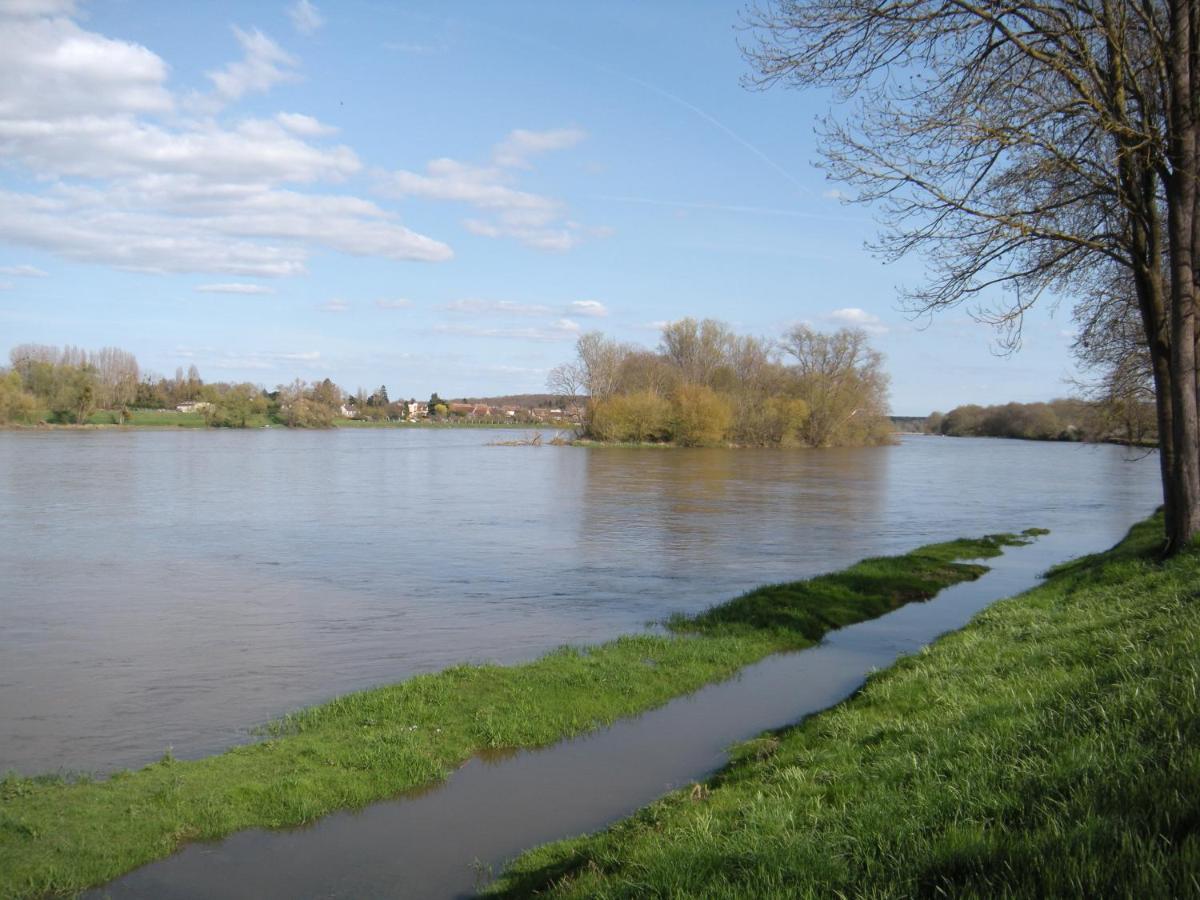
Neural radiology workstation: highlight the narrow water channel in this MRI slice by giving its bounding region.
[89,523,1115,900]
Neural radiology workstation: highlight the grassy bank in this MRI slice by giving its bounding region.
[487,513,1200,898]
[0,533,1032,898]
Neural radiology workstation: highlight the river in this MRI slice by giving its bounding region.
[0,430,1161,776]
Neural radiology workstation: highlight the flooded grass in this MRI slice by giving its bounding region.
[487,513,1200,898]
[0,531,1031,898]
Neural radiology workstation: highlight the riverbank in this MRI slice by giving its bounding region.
[487,512,1199,898]
[0,412,578,431]
[0,532,1033,898]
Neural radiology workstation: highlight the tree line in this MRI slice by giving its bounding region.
[548,319,893,447]
[927,398,1157,446]
[0,344,454,429]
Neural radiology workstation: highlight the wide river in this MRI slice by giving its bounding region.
[0,429,1161,776]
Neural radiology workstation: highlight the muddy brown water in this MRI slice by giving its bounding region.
[90,521,1135,899]
[0,432,1159,777]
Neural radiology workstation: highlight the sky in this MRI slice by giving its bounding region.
[0,0,1085,415]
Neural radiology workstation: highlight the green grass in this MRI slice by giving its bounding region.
[0,532,1028,898]
[486,512,1200,899]
[11,409,211,428]
[123,409,208,427]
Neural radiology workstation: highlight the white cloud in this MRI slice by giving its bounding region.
[822,188,846,200]
[0,264,47,277]
[0,117,361,182]
[0,281,13,291]
[0,0,75,15]
[183,347,322,371]
[0,10,452,276]
[384,158,559,212]
[826,307,888,334]
[287,0,324,36]
[493,127,586,169]
[0,184,450,275]
[0,15,173,118]
[375,298,412,309]
[320,298,349,312]
[378,129,602,251]
[446,298,553,316]
[0,188,308,276]
[569,300,608,318]
[207,27,298,102]
[434,319,582,342]
[196,282,275,294]
[276,111,337,136]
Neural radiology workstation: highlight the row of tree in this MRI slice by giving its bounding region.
[0,344,543,429]
[0,345,418,429]
[548,319,893,447]
[927,399,1157,446]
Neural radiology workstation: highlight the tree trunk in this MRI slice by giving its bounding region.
[1164,0,1200,551]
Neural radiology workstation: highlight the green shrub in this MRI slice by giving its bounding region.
[670,384,733,446]
[589,391,672,442]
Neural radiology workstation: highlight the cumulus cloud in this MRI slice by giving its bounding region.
[207,26,298,102]
[287,0,324,35]
[378,128,602,251]
[569,300,608,318]
[384,158,558,212]
[0,14,173,118]
[493,127,586,169]
[826,307,888,334]
[0,264,47,276]
[320,298,349,312]
[0,9,452,276]
[195,282,275,294]
[375,298,412,309]
[276,111,337,136]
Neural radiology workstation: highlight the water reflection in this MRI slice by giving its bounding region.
[0,431,1161,775]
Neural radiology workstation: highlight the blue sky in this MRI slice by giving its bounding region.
[0,0,1082,414]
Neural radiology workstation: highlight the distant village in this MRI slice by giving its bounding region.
[334,396,586,425]
[172,391,587,427]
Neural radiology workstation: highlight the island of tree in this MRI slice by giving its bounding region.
[547,318,892,447]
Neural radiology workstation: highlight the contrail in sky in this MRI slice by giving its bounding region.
[461,18,812,198]
[597,195,864,220]
[604,69,812,197]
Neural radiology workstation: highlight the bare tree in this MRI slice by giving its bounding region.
[745,0,1200,551]
[89,346,139,409]
[573,332,633,401]
[546,361,585,405]
[659,318,737,386]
